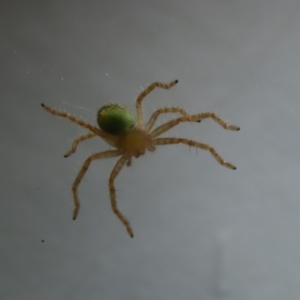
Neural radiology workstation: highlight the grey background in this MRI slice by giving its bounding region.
[1,1,300,299]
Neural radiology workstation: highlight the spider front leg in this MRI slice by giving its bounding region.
[135,80,178,129]
[151,113,240,138]
[191,112,240,131]
[64,132,96,158]
[109,154,134,237]
[152,138,237,169]
[72,150,121,220]
[145,107,192,132]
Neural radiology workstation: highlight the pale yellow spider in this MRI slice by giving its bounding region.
[41,80,239,237]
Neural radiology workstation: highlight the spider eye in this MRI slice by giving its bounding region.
[97,104,136,135]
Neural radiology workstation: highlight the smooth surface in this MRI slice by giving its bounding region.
[2,1,300,299]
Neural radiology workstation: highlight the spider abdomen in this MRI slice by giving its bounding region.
[97,104,136,135]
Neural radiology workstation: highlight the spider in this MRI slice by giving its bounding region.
[41,79,239,238]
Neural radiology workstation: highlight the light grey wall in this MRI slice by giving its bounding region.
[2,1,300,299]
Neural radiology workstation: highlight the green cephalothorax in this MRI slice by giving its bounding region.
[97,104,136,135]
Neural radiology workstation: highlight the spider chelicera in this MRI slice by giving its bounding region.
[41,79,239,237]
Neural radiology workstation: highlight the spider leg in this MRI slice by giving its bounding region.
[109,154,134,237]
[151,113,239,138]
[41,103,116,141]
[145,107,191,132]
[152,137,237,169]
[135,80,178,129]
[191,112,240,131]
[126,156,132,166]
[64,132,97,158]
[72,150,121,220]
